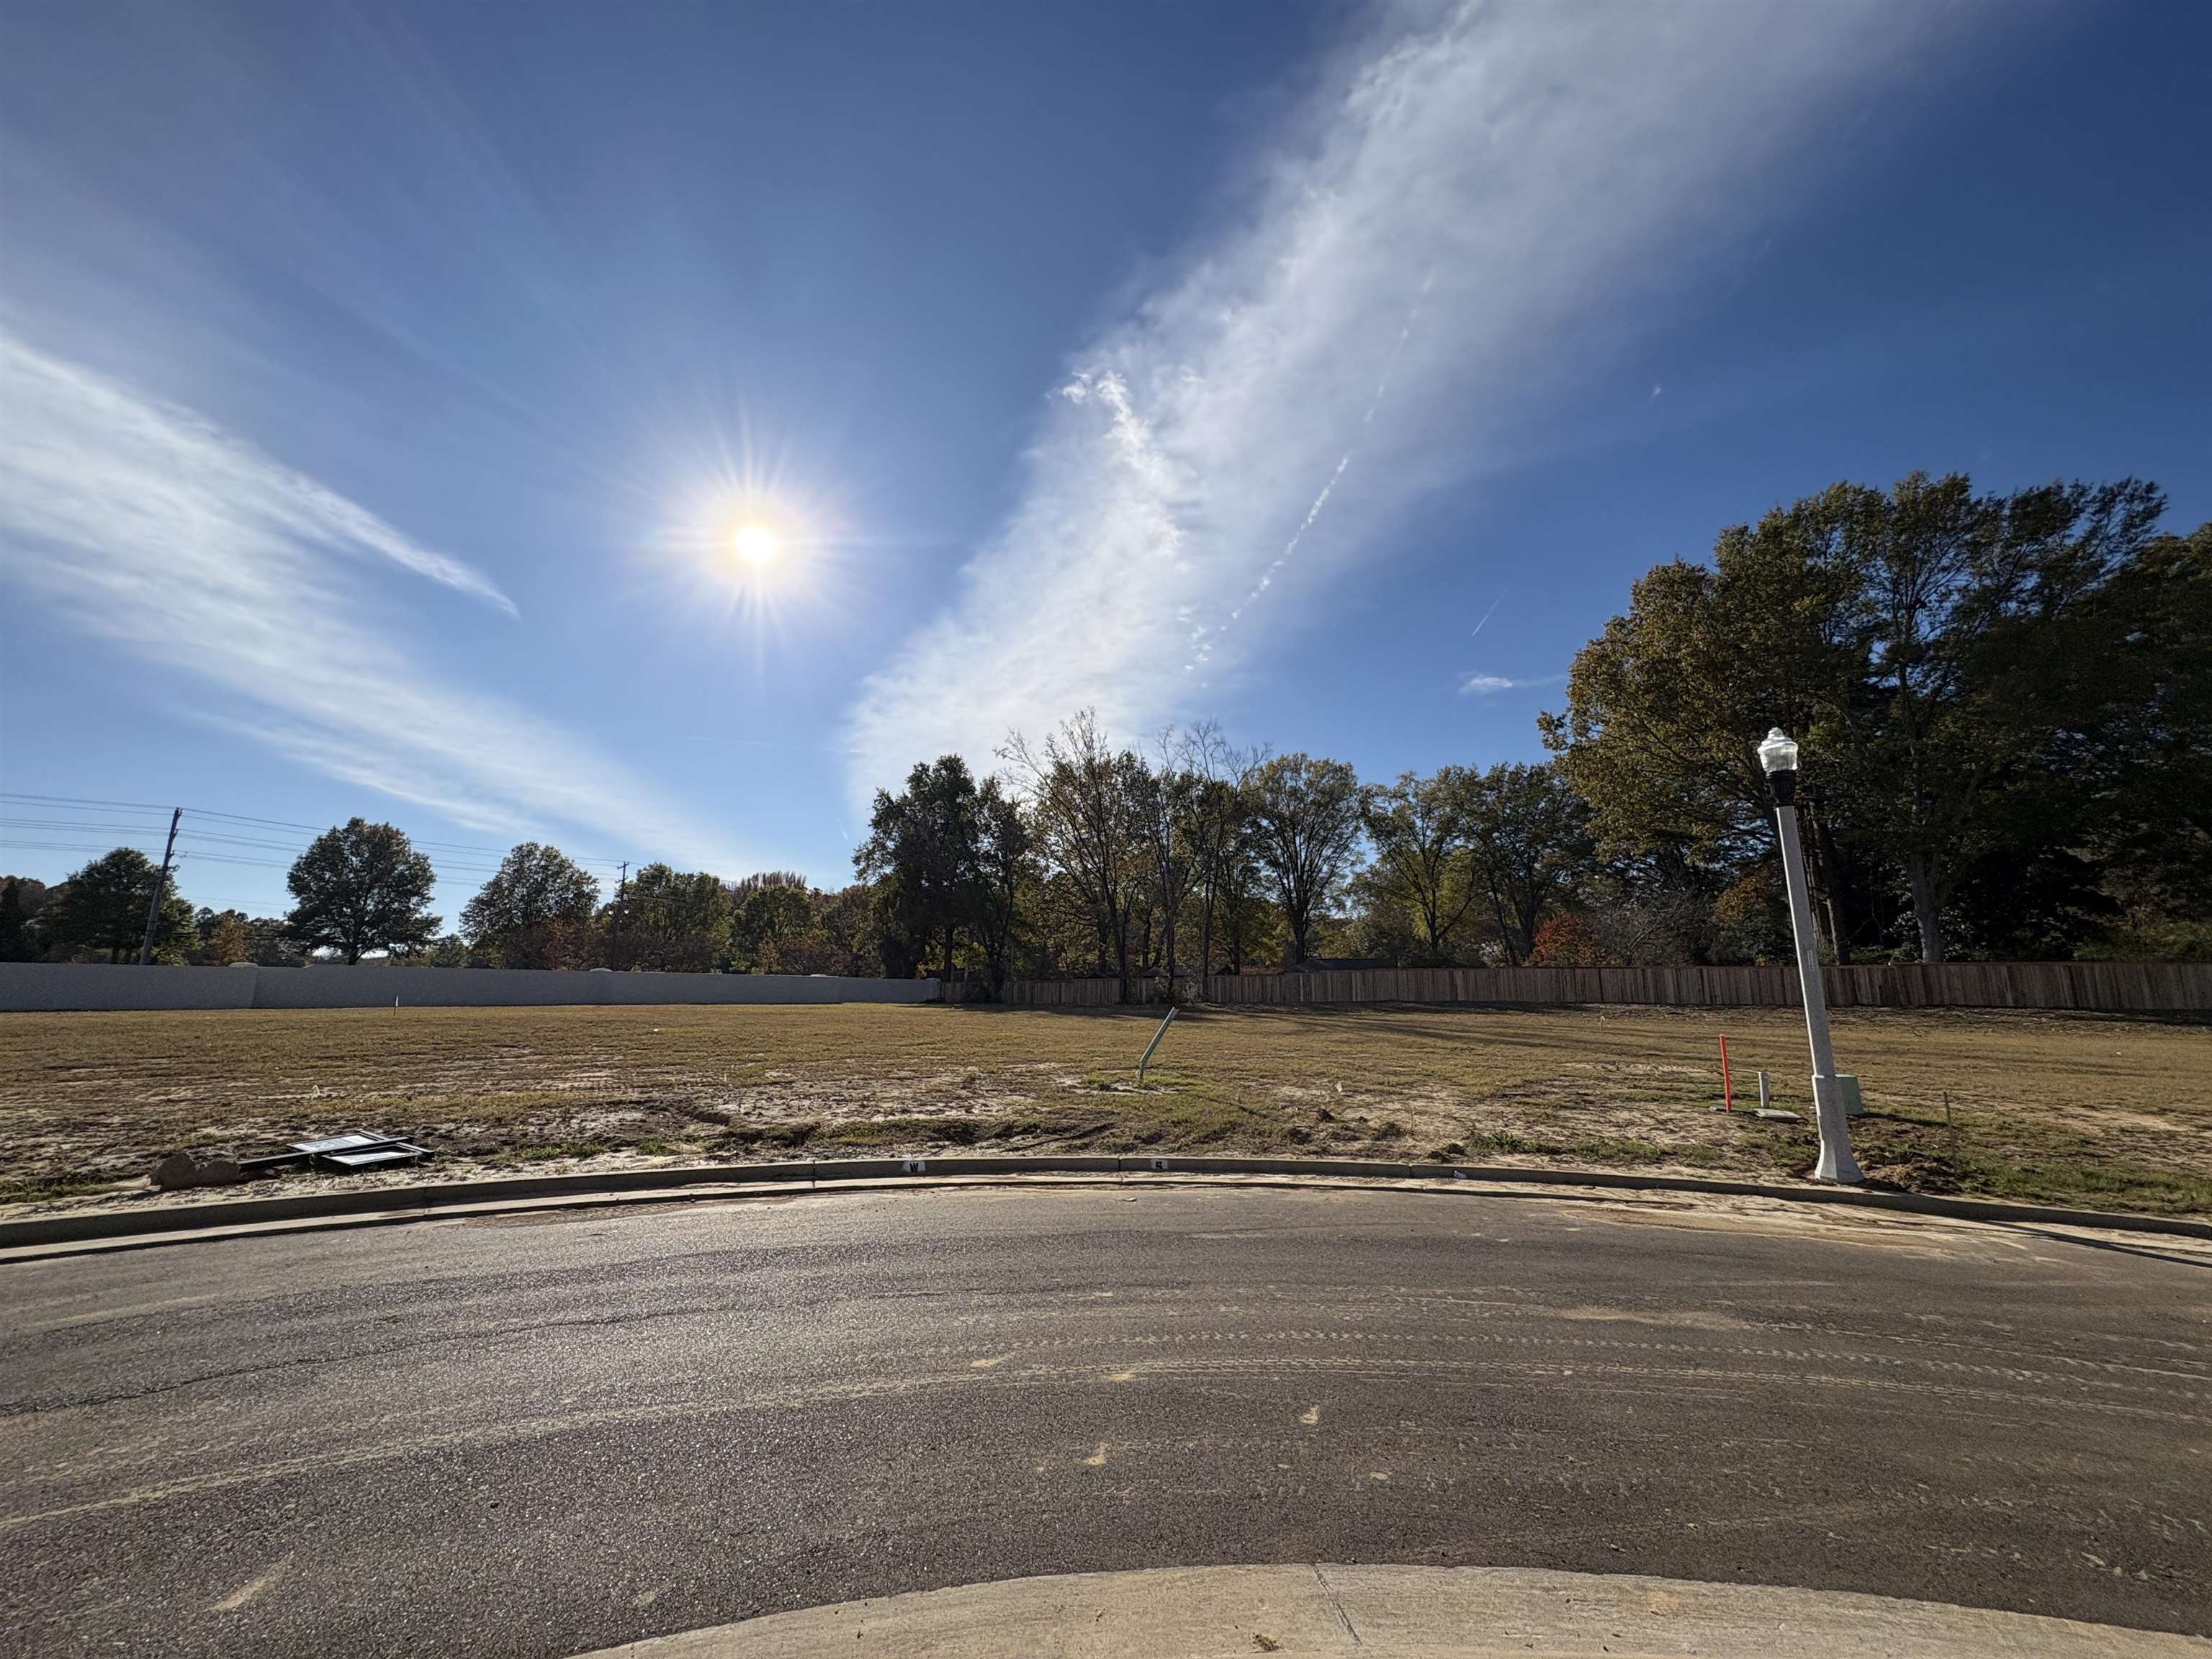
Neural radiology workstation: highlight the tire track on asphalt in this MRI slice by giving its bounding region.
[3,1350,2202,1533]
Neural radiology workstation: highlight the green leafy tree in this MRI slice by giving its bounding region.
[1543,472,2185,963]
[284,819,441,963]
[1825,475,2164,960]
[0,876,51,962]
[1359,769,1480,964]
[732,878,815,972]
[1244,753,1364,966]
[1540,489,1863,955]
[243,916,305,966]
[814,884,887,976]
[857,757,984,983]
[1933,493,2198,958]
[413,934,474,967]
[968,778,1037,997]
[751,884,873,976]
[460,843,601,968]
[618,863,732,971]
[42,849,194,963]
[1461,763,1596,965]
[2052,521,2212,955]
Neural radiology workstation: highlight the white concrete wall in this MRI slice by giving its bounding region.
[0,963,940,1013]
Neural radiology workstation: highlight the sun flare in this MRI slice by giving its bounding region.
[660,473,842,623]
[732,522,779,566]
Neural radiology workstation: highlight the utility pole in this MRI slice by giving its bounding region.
[611,860,629,966]
[138,808,181,966]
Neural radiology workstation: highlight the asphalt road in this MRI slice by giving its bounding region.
[2,1181,2208,1657]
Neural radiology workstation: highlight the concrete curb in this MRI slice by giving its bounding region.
[4,1154,2208,1259]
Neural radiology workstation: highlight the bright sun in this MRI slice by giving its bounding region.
[732,523,779,566]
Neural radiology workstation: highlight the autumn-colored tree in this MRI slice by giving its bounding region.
[194,909,251,966]
[1526,913,1606,967]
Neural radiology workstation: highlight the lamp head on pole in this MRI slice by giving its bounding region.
[1758,727,1799,805]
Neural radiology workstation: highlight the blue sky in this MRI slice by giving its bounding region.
[3,0,2207,924]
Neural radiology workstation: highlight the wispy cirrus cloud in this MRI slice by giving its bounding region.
[845,0,1964,794]
[0,328,747,868]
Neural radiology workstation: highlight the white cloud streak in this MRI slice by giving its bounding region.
[0,330,747,870]
[3,335,518,619]
[1457,670,1562,698]
[845,0,1961,794]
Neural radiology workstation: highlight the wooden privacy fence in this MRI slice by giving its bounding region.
[993,975,1133,1008]
[997,961,2211,1014]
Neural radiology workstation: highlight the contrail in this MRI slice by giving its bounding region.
[1186,274,1436,675]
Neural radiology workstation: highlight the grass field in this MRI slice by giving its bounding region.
[2,1001,2208,1215]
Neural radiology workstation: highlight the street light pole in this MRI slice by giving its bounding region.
[1757,729,1863,1185]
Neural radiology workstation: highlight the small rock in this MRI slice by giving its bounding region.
[151,1152,244,1190]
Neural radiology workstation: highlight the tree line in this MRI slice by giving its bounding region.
[1542,473,2207,965]
[854,473,2207,984]
[4,473,2202,979]
[0,826,885,974]
[855,718,1603,997]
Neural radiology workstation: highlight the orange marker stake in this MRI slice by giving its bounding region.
[1719,1033,1734,1112]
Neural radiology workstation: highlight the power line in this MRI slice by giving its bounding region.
[0,795,627,866]
[1,793,639,885]
[1,837,166,854]
[0,840,288,870]
[1,824,507,869]
[0,809,505,861]
[0,791,176,813]
[0,793,331,835]
[1,820,323,855]
[0,838,509,875]
[171,806,341,833]
[0,793,497,847]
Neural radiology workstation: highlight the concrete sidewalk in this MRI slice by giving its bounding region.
[575,1565,2212,1657]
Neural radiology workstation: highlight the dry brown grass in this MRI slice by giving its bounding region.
[2,1000,2207,1215]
